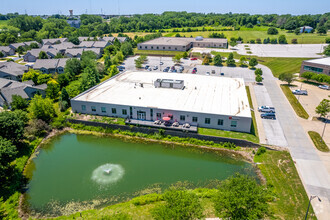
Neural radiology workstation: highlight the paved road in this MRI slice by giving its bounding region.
[257,64,330,219]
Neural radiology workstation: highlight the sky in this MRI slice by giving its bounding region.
[1,0,329,15]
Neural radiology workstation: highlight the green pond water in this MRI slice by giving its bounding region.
[27,133,256,214]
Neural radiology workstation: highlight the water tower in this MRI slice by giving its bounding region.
[69,10,73,16]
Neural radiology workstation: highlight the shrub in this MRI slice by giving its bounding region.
[267,27,278,35]
[255,68,263,75]
[250,39,255,44]
[24,119,51,139]
[132,193,163,206]
[326,38,330,43]
[256,146,266,156]
[291,38,298,44]
[222,142,236,149]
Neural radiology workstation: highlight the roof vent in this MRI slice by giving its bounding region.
[195,36,203,41]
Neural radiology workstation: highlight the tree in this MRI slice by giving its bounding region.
[0,137,17,183]
[255,68,263,75]
[46,79,60,100]
[256,75,263,84]
[213,54,223,66]
[28,95,56,123]
[323,45,330,56]
[80,66,99,91]
[37,73,51,85]
[0,110,28,144]
[182,51,188,59]
[59,88,70,111]
[279,72,295,85]
[239,56,247,66]
[10,95,28,111]
[267,27,278,35]
[0,52,4,58]
[229,40,238,47]
[134,58,142,68]
[120,42,133,56]
[214,174,270,220]
[172,54,182,63]
[38,51,48,59]
[54,52,64,59]
[202,55,210,65]
[317,26,327,34]
[29,42,39,49]
[108,65,119,77]
[152,189,204,220]
[57,73,69,88]
[64,58,82,81]
[22,69,41,85]
[301,72,315,81]
[278,35,287,44]
[315,99,330,118]
[68,36,79,45]
[249,58,258,68]
[226,53,235,66]
[291,39,298,44]
[16,46,25,55]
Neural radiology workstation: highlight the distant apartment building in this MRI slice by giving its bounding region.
[300,57,330,76]
[33,58,70,74]
[137,36,228,52]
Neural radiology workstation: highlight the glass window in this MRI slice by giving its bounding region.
[205,118,211,124]
[145,46,147,49]
[91,106,96,112]
[157,46,159,49]
[156,113,161,118]
[112,108,117,114]
[218,119,223,126]
[151,46,153,49]
[192,117,198,122]
[82,105,86,110]
[169,47,171,49]
[139,46,142,49]
[231,121,237,127]
[180,115,185,121]
[163,47,165,49]
[101,107,106,113]
[122,109,127,115]
[150,109,153,118]
[303,65,323,73]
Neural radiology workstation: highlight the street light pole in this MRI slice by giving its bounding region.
[298,83,303,102]
[304,195,321,220]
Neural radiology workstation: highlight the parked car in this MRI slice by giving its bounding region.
[160,61,164,65]
[163,67,170,72]
[118,66,125,71]
[220,72,224,76]
[193,67,197,73]
[153,66,158,70]
[258,106,275,113]
[144,65,150,70]
[206,72,210,75]
[261,113,276,120]
[147,67,152,71]
[318,85,330,90]
[190,57,197,60]
[212,70,216,74]
[292,89,308,95]
[192,69,196,74]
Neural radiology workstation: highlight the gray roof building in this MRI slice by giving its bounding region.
[33,58,70,74]
[137,36,228,51]
[9,42,26,50]
[79,36,99,42]
[0,78,46,107]
[65,48,101,58]
[42,38,68,45]
[0,46,15,57]
[0,62,29,81]
[23,49,58,62]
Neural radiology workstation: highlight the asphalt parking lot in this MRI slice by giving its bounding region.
[122,56,255,83]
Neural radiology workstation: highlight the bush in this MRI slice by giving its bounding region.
[250,39,255,44]
[291,38,298,44]
[131,193,163,206]
[326,38,330,43]
[222,142,236,149]
[256,146,266,156]
[151,189,204,220]
[255,68,263,75]
[24,119,51,139]
[267,27,278,35]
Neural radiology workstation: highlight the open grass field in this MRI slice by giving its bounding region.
[308,131,330,152]
[246,86,259,141]
[254,150,316,219]
[280,84,309,119]
[134,48,182,56]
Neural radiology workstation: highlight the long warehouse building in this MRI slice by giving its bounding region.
[71,71,252,133]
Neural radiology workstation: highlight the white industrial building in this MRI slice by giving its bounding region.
[71,71,252,133]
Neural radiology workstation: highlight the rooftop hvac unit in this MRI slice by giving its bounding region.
[195,36,204,41]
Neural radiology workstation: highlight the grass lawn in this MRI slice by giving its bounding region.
[162,26,329,44]
[308,131,330,152]
[254,150,316,219]
[280,84,309,119]
[134,48,182,56]
[198,127,259,143]
[246,86,259,141]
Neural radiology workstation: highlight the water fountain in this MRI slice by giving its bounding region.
[91,164,124,185]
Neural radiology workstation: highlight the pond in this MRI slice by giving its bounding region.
[26,133,257,215]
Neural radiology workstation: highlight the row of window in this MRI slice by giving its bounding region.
[82,105,127,115]
[304,65,324,73]
[140,46,181,50]
[82,105,237,127]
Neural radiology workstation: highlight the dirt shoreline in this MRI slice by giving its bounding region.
[18,127,278,219]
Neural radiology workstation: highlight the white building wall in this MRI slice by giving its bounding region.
[71,100,252,133]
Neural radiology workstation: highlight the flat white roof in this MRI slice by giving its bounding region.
[305,57,330,66]
[74,71,251,118]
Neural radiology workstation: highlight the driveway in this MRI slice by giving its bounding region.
[256,64,330,219]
